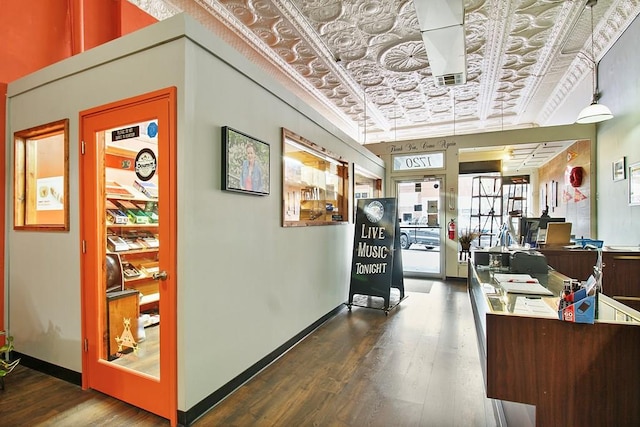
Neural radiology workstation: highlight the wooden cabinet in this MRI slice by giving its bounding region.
[602,252,640,311]
[538,248,640,311]
[107,289,140,359]
[538,248,597,281]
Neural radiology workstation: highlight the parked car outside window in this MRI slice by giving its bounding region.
[399,216,441,250]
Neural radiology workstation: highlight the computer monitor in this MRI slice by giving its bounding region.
[519,217,566,245]
[544,222,572,245]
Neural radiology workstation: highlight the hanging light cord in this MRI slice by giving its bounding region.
[588,0,598,103]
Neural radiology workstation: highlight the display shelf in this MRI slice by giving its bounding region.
[106,223,159,228]
[282,128,348,226]
[469,176,502,247]
[105,145,161,327]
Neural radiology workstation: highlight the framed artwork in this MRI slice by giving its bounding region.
[613,157,626,181]
[221,126,270,195]
[629,162,640,206]
[13,119,70,231]
[551,180,558,209]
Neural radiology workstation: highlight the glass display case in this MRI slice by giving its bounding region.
[282,128,348,227]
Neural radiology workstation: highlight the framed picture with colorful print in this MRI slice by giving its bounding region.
[221,126,270,196]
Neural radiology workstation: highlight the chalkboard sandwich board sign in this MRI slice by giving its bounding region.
[348,198,405,314]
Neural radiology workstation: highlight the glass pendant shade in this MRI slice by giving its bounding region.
[576,101,614,124]
[576,1,614,125]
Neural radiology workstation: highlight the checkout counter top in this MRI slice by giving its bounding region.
[468,255,640,427]
[469,261,640,324]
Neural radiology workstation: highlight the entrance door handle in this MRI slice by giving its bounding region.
[153,270,168,281]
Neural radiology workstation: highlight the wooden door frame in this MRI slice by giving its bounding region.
[1,83,6,339]
[79,87,177,426]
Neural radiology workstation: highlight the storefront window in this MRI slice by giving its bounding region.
[13,119,69,231]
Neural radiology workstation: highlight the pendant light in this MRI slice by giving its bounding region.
[576,0,613,124]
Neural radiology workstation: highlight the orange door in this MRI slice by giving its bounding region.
[79,87,177,425]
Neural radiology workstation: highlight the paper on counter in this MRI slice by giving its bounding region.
[498,281,554,296]
[492,273,536,283]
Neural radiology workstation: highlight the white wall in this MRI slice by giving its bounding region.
[595,14,640,246]
[177,23,382,409]
[5,14,384,412]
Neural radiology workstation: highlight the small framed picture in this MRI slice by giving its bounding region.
[629,161,640,206]
[221,126,270,196]
[613,157,626,181]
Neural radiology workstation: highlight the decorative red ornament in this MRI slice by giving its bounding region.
[570,166,583,188]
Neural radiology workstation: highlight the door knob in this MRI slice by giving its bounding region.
[153,270,168,281]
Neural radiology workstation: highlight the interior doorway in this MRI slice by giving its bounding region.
[396,177,444,278]
[79,88,177,425]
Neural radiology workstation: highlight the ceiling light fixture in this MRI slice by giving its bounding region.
[576,0,613,124]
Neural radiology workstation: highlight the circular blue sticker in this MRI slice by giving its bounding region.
[147,122,158,138]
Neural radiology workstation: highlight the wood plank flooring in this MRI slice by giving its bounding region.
[0,279,497,427]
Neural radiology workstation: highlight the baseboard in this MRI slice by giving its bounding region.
[12,351,82,386]
[12,305,344,426]
[177,304,345,426]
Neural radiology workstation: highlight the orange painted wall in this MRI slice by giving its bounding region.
[120,0,159,36]
[0,0,156,336]
[0,0,73,83]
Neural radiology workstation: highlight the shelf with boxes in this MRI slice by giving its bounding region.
[106,198,160,316]
[282,128,348,226]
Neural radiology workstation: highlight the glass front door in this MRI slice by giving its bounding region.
[396,177,444,278]
[80,88,176,425]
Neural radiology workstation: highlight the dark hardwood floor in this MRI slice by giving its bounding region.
[0,279,497,427]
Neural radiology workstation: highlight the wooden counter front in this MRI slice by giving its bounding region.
[537,248,640,311]
[486,313,640,426]
[468,260,640,426]
[537,247,597,281]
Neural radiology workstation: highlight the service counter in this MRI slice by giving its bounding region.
[468,259,640,427]
[537,247,640,311]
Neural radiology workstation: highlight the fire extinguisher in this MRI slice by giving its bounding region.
[448,219,456,240]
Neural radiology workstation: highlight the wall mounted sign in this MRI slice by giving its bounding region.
[112,126,140,141]
[393,152,444,171]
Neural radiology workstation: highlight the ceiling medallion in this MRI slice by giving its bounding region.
[379,40,428,72]
[390,75,419,92]
[303,2,343,23]
[359,15,396,35]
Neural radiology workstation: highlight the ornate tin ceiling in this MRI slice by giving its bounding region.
[130,0,639,147]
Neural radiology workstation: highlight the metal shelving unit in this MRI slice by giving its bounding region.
[469,176,502,247]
